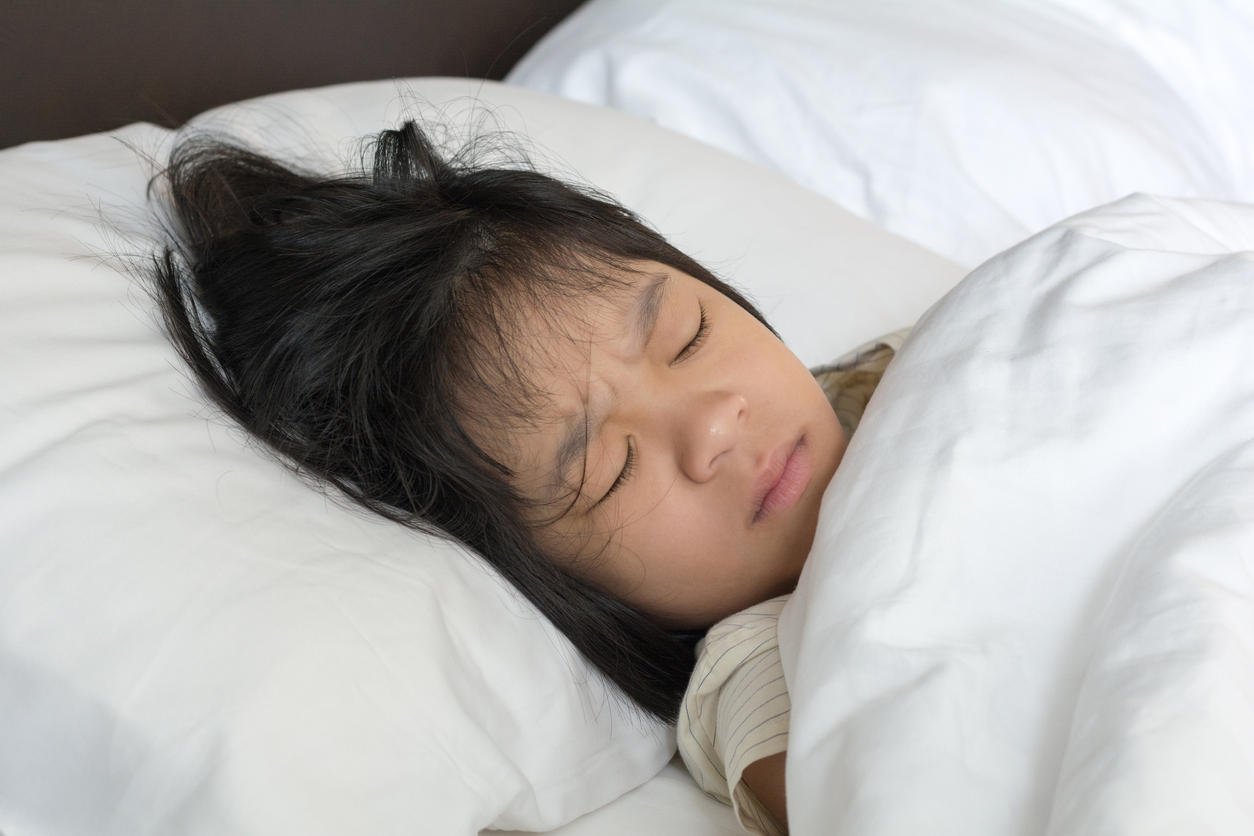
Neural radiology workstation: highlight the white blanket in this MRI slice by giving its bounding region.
[779,194,1254,835]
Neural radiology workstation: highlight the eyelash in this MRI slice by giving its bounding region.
[600,437,635,504]
[673,304,709,364]
[598,303,708,505]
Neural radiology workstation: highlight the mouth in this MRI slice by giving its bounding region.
[752,436,812,524]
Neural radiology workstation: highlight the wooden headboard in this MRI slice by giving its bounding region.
[0,0,586,150]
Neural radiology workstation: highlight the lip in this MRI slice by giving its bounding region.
[752,437,812,523]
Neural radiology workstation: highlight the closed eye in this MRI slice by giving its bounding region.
[599,437,635,504]
[672,304,709,364]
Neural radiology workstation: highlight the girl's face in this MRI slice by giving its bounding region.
[498,262,846,629]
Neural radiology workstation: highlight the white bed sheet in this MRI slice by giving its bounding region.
[491,757,743,836]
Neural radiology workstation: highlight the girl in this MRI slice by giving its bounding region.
[150,120,904,835]
[676,331,905,836]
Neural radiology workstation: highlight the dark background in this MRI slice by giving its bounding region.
[0,0,586,149]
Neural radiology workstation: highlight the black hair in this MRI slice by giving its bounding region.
[149,120,770,723]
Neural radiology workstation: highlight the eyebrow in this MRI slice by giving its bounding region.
[631,272,669,353]
[549,273,670,500]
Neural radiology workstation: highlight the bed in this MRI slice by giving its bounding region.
[509,3,1254,834]
[0,58,959,836]
[3,2,1253,835]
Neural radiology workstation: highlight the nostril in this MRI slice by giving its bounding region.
[679,390,746,482]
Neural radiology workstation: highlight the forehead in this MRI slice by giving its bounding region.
[462,261,671,452]
[503,265,673,495]
[547,270,669,451]
[516,263,669,373]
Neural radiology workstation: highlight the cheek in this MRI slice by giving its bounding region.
[608,496,716,587]
[726,326,814,411]
[612,509,797,627]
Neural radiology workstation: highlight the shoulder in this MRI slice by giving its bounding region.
[700,595,787,657]
[684,594,789,712]
[677,594,793,832]
[809,327,912,378]
[811,327,912,439]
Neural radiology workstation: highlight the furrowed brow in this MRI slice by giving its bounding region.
[551,410,591,501]
[549,272,669,502]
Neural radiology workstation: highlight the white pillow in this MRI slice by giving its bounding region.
[0,78,962,835]
[508,0,1254,269]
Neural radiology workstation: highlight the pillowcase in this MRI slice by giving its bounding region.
[0,78,962,835]
[509,0,1254,269]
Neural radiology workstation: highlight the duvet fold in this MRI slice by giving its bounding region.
[779,194,1254,836]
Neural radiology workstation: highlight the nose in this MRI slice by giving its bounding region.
[677,390,746,482]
